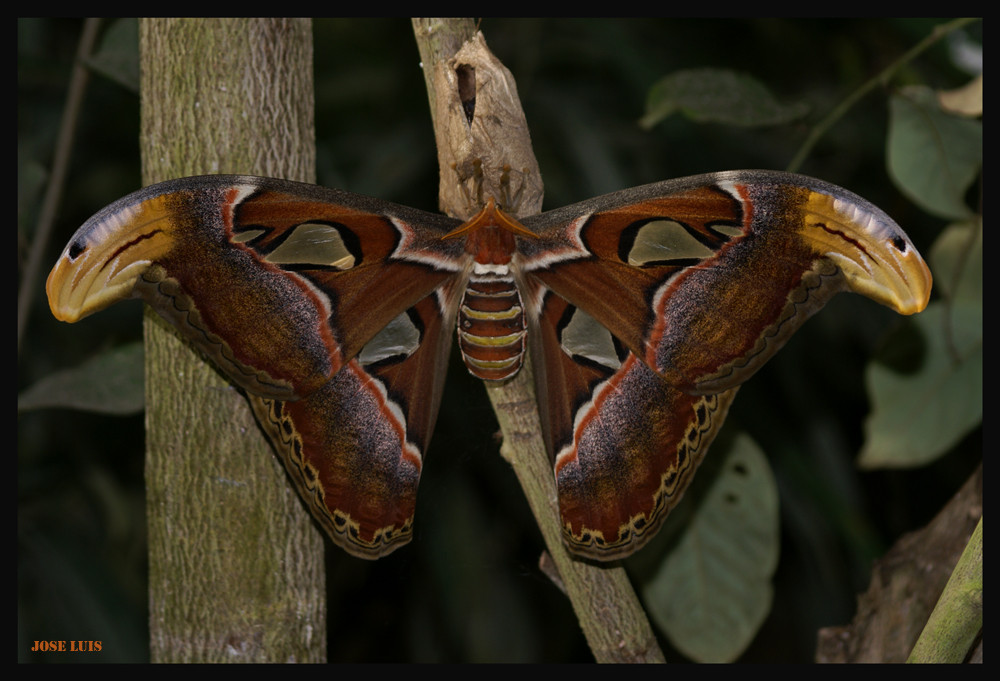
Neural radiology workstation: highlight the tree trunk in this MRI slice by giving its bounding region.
[139,18,325,663]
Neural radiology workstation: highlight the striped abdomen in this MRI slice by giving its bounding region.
[457,272,527,381]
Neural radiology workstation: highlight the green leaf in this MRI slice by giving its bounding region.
[18,342,145,415]
[640,433,779,662]
[640,68,808,130]
[887,86,982,220]
[86,18,139,93]
[931,220,983,311]
[860,222,982,468]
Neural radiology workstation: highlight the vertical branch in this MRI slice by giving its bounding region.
[140,18,325,662]
[411,18,664,663]
[18,18,100,355]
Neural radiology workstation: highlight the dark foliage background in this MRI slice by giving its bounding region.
[18,18,980,662]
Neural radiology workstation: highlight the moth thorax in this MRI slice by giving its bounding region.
[457,273,527,381]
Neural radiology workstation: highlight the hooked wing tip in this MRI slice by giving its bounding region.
[806,189,933,316]
[46,185,188,323]
[46,231,150,323]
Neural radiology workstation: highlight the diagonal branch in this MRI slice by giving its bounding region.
[412,18,664,663]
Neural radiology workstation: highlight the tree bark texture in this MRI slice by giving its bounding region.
[139,18,325,663]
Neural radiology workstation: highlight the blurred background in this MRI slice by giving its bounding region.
[18,18,981,662]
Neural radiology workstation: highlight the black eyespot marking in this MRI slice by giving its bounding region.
[891,235,907,252]
[68,241,86,260]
